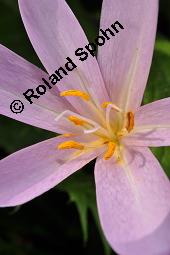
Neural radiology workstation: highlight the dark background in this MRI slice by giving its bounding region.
[0,0,170,254]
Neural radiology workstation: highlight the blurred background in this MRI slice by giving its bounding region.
[0,0,170,254]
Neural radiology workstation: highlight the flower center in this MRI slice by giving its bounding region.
[58,90,135,161]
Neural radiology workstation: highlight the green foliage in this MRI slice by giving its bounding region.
[156,39,170,56]
[144,39,170,104]
[58,170,112,255]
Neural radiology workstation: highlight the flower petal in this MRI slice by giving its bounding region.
[98,0,158,111]
[124,98,170,147]
[0,44,73,133]
[95,147,170,254]
[0,135,99,207]
[18,0,109,115]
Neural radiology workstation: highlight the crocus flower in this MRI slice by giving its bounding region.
[0,0,170,254]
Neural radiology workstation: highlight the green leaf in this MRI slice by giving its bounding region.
[144,38,170,177]
[144,39,170,105]
[155,38,170,56]
[58,169,112,255]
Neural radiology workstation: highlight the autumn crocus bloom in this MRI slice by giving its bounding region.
[0,0,170,254]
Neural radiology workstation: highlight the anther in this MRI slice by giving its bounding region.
[104,141,116,160]
[102,102,112,108]
[60,90,90,101]
[102,102,122,112]
[58,141,85,150]
[126,112,134,133]
[68,115,88,126]
[62,133,76,138]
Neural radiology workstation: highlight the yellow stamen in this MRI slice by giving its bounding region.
[68,115,88,126]
[126,112,134,132]
[102,102,122,112]
[60,90,90,101]
[102,102,113,108]
[58,141,84,150]
[62,133,76,138]
[104,141,116,160]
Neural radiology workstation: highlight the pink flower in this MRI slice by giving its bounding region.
[0,0,170,254]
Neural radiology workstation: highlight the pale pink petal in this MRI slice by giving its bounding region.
[117,213,170,255]
[0,44,73,133]
[98,0,158,111]
[0,135,100,207]
[124,98,170,147]
[18,0,109,117]
[95,147,170,255]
